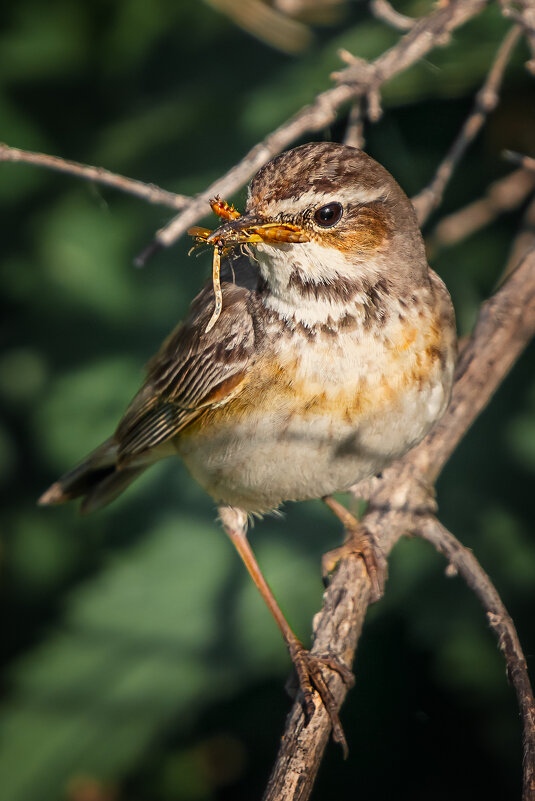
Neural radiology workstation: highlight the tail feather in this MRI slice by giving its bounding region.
[38,437,146,513]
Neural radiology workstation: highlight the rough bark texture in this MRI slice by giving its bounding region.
[262,249,535,801]
[3,0,535,796]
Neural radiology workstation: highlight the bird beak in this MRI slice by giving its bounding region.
[206,212,309,246]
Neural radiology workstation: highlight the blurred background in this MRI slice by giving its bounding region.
[1,1,535,799]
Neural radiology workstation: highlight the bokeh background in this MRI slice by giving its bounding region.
[1,1,535,799]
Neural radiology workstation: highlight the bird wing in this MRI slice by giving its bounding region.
[115,256,259,464]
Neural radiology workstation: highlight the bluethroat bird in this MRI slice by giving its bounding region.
[39,142,456,748]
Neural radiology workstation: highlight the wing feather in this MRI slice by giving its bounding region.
[115,256,258,464]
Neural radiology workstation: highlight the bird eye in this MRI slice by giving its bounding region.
[314,202,343,227]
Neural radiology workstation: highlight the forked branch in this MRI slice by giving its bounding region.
[428,167,535,253]
[417,516,535,796]
[3,0,535,797]
[137,0,489,261]
[262,247,535,801]
[412,24,523,227]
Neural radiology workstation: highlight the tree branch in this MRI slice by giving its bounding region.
[427,167,535,253]
[370,0,417,30]
[501,0,535,73]
[137,0,489,262]
[262,247,535,801]
[4,1,535,795]
[416,516,535,797]
[502,195,535,280]
[412,25,523,227]
[505,150,535,172]
[343,100,365,149]
[0,142,189,210]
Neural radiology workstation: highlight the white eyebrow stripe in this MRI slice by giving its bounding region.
[253,185,389,216]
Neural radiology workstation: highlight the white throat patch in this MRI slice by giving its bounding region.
[253,240,383,326]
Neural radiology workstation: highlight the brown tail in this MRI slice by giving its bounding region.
[38,437,146,514]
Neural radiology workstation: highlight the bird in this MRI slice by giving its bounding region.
[39,142,457,749]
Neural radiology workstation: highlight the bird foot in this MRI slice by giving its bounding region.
[288,640,354,756]
[322,524,387,603]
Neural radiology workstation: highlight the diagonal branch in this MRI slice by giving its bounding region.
[505,150,535,172]
[137,0,488,262]
[501,0,535,73]
[370,0,417,30]
[416,516,535,797]
[427,167,535,253]
[412,25,523,227]
[3,2,534,795]
[502,194,535,280]
[0,142,189,210]
[262,247,535,801]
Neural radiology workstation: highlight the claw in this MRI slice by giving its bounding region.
[288,640,354,756]
[322,530,386,602]
[323,496,387,602]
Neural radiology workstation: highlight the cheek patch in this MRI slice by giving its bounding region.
[321,205,390,253]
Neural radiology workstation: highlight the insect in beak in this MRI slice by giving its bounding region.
[188,197,309,332]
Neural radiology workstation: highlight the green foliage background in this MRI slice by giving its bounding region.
[1,1,535,799]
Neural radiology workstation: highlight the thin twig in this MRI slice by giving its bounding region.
[412,25,523,227]
[428,168,535,251]
[343,101,365,149]
[204,0,312,53]
[371,0,416,30]
[505,149,535,172]
[406,247,535,484]
[366,86,383,122]
[501,194,535,281]
[0,142,189,210]
[417,517,535,800]
[3,1,533,795]
[136,0,488,263]
[263,246,535,801]
[501,0,535,73]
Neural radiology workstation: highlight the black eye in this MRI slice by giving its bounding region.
[314,202,343,227]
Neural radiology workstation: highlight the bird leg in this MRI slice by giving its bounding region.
[322,495,387,603]
[219,506,354,754]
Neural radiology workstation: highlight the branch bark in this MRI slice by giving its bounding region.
[427,168,535,253]
[4,1,535,796]
[370,0,417,30]
[412,25,523,227]
[417,517,535,797]
[0,143,189,210]
[262,247,535,801]
[138,0,489,262]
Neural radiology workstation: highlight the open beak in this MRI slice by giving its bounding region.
[206,212,309,246]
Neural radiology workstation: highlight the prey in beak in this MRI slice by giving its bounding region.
[188,196,309,332]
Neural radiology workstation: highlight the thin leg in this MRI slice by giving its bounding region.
[323,495,387,602]
[218,506,353,754]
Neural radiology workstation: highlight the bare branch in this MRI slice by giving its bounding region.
[416,517,535,800]
[428,168,535,251]
[371,0,416,30]
[4,1,534,795]
[412,25,523,227]
[204,0,312,53]
[263,247,535,801]
[366,86,383,122]
[407,249,535,484]
[343,101,365,149]
[0,142,189,210]
[505,149,535,172]
[502,195,535,280]
[501,0,535,73]
[138,0,488,263]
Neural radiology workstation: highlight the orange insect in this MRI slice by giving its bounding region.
[210,196,241,222]
[188,196,309,332]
